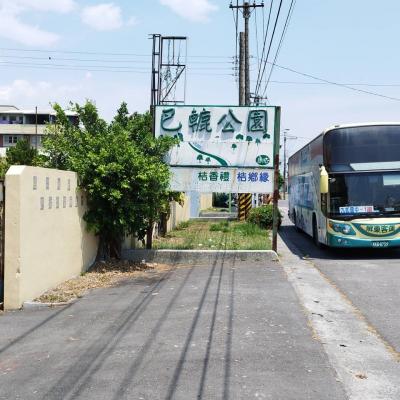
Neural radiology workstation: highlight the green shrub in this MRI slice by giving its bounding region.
[209,220,230,232]
[232,222,262,236]
[175,221,190,230]
[247,205,282,229]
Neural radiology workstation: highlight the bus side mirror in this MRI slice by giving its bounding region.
[320,165,329,194]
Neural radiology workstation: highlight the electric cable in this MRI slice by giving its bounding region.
[255,0,283,96]
[262,0,296,98]
[0,47,232,59]
[268,61,400,102]
[255,0,282,96]
[254,0,274,95]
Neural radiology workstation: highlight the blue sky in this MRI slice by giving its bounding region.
[1,0,400,155]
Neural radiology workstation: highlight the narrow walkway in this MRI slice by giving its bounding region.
[278,206,400,400]
[1,256,345,399]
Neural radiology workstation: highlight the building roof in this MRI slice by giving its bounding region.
[0,105,19,111]
[0,105,76,116]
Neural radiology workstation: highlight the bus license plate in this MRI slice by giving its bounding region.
[372,241,389,248]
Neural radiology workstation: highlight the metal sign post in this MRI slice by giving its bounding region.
[272,107,281,252]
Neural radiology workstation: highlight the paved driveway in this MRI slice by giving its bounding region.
[279,209,400,353]
[0,257,345,400]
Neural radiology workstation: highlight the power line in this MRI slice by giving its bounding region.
[0,47,233,59]
[0,54,233,64]
[267,80,400,87]
[0,62,236,76]
[255,0,283,96]
[0,66,234,77]
[0,47,150,57]
[262,0,296,97]
[0,64,149,73]
[254,6,260,78]
[0,60,236,71]
[231,0,239,85]
[255,0,274,95]
[267,61,400,102]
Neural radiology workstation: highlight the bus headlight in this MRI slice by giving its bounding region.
[331,223,341,232]
[341,225,353,235]
[329,221,356,235]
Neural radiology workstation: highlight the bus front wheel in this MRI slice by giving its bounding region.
[312,216,321,247]
[293,210,301,232]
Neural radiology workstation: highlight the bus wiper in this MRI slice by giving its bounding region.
[352,212,399,218]
[344,213,381,220]
[383,211,400,217]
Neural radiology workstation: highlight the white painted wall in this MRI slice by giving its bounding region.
[4,166,98,309]
[167,194,191,232]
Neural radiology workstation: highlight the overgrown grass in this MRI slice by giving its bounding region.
[153,220,271,250]
[175,220,190,230]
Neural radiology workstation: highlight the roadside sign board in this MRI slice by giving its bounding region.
[170,167,273,193]
[155,105,279,193]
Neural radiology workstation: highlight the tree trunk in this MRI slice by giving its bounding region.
[96,235,108,261]
[159,212,168,237]
[146,222,153,249]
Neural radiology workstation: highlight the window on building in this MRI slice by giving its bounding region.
[31,135,42,147]
[9,115,22,124]
[5,135,20,145]
[3,135,24,146]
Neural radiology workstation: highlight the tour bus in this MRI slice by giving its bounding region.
[288,123,400,248]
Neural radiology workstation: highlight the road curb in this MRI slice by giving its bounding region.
[191,216,237,221]
[22,299,76,310]
[122,249,279,265]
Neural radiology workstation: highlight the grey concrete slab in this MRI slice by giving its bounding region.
[278,204,400,354]
[122,249,279,265]
[0,258,345,400]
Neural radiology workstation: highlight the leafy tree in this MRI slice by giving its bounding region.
[0,157,8,180]
[0,139,42,179]
[43,101,176,259]
[278,171,284,190]
[6,139,39,166]
[113,104,180,246]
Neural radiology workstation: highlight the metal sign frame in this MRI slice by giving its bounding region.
[154,104,281,252]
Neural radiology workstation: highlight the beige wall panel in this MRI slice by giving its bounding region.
[167,194,191,232]
[4,166,98,309]
[200,193,213,210]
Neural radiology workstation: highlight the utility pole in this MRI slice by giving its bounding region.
[35,106,38,151]
[283,129,297,199]
[148,34,187,249]
[283,134,287,198]
[230,1,264,105]
[239,32,245,106]
[231,1,264,220]
[150,34,187,109]
[244,4,250,105]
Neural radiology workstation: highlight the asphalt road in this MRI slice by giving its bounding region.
[279,201,400,354]
[0,257,345,400]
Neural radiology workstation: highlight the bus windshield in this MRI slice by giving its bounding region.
[324,125,400,172]
[329,171,400,218]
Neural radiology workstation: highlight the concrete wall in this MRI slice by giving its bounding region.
[4,166,98,309]
[167,193,211,231]
[167,194,191,232]
[200,193,213,211]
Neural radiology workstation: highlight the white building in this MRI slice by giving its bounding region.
[0,105,77,156]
